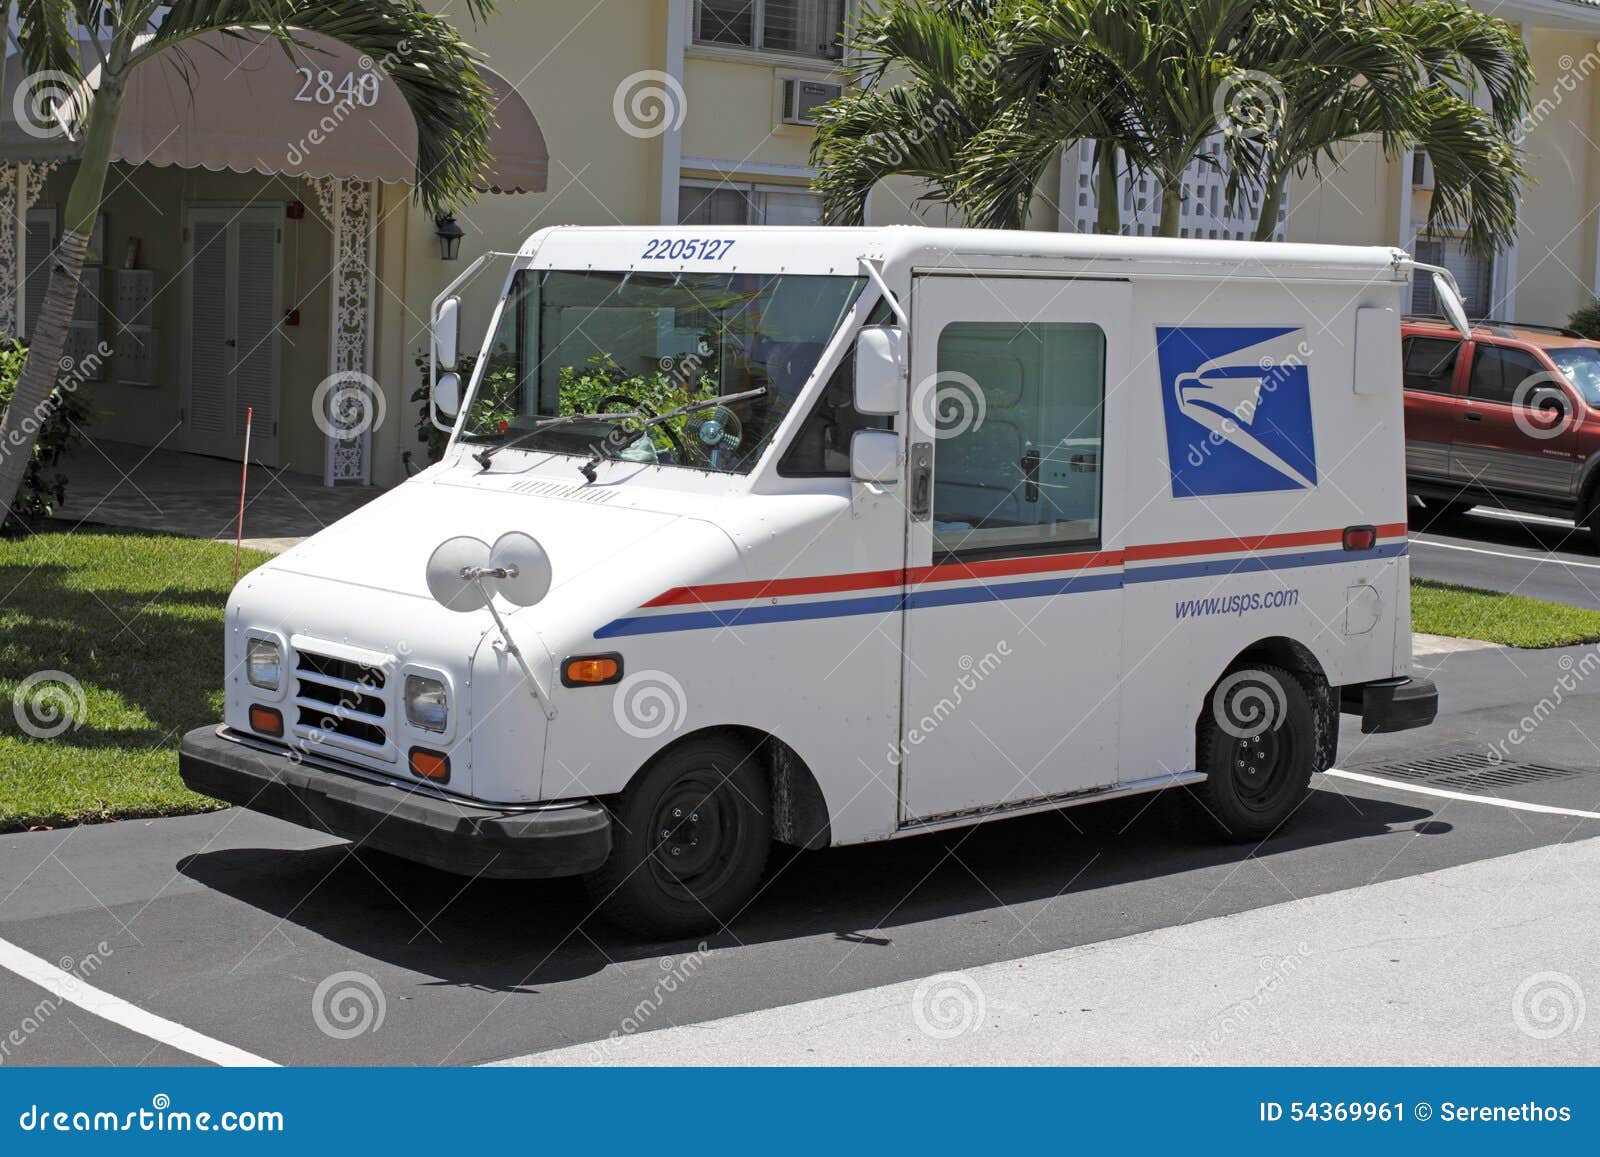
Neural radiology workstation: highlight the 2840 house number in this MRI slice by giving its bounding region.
[294,67,382,108]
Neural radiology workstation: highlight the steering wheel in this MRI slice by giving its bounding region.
[595,392,687,463]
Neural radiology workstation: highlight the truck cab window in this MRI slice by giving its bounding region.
[931,322,1106,557]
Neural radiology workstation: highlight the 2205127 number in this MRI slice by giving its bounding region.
[640,238,736,261]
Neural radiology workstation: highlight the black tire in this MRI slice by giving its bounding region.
[1194,663,1316,841]
[584,735,770,939]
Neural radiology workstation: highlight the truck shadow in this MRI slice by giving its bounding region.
[177,783,1433,994]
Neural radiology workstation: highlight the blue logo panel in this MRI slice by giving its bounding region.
[1157,326,1317,497]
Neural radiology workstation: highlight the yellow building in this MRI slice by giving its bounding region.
[2,0,1596,489]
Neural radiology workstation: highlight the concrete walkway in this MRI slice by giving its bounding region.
[500,834,1600,1066]
[50,440,382,552]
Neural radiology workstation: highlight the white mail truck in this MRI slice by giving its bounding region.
[181,226,1443,937]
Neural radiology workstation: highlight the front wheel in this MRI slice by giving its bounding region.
[584,735,770,939]
[1194,664,1315,840]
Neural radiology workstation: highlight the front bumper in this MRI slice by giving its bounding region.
[178,726,611,879]
[1340,676,1439,735]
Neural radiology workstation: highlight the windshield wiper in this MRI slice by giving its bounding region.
[474,410,644,469]
[580,388,766,482]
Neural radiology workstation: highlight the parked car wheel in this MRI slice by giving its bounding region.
[1194,663,1315,841]
[585,734,770,938]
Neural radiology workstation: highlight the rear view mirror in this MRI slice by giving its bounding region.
[1432,272,1471,340]
[434,296,461,372]
[433,371,462,420]
[854,326,904,415]
[850,429,899,484]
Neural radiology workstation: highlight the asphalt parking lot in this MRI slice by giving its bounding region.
[1409,504,1600,610]
[2,629,1597,1067]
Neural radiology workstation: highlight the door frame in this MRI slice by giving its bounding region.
[180,202,284,466]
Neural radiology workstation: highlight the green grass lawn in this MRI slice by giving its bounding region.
[1410,578,1600,649]
[1,531,271,832]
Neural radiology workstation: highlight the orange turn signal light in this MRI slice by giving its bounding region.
[248,705,283,737]
[409,748,450,783]
[562,654,623,687]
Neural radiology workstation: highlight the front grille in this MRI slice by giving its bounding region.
[290,644,393,759]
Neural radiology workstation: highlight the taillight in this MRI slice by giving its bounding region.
[1342,525,1378,551]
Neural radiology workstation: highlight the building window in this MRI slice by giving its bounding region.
[1411,237,1494,320]
[679,180,823,226]
[695,0,846,61]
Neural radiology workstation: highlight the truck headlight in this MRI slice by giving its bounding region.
[246,638,282,690]
[404,675,449,732]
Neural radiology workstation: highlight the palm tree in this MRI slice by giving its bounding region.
[1228,0,1530,249]
[0,0,498,524]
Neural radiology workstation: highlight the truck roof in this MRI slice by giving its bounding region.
[522,225,1409,282]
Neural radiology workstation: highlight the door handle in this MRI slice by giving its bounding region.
[1462,411,1482,422]
[1021,449,1040,503]
[909,442,932,521]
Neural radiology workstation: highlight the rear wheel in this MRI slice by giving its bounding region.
[1194,663,1315,841]
[584,735,770,939]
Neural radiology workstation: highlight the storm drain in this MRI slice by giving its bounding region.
[1353,750,1587,793]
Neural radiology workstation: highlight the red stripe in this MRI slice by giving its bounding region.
[642,522,1407,608]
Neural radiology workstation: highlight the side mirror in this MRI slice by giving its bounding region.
[854,326,904,415]
[434,296,461,372]
[1432,272,1471,340]
[433,370,462,420]
[850,429,899,484]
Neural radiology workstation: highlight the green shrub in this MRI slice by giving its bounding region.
[1568,300,1600,341]
[0,339,94,525]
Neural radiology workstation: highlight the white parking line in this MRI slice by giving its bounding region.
[0,934,276,1067]
[1326,768,1600,819]
[1408,536,1600,570]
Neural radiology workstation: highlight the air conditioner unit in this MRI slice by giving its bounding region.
[1411,149,1434,190]
[781,78,843,127]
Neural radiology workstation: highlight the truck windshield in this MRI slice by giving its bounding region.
[1547,346,1600,407]
[459,268,865,474]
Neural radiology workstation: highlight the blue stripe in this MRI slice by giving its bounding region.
[1123,541,1406,585]
[596,542,1407,637]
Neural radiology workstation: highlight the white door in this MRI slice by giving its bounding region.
[898,275,1131,824]
[182,206,282,465]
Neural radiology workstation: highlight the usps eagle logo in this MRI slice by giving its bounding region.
[1156,326,1317,497]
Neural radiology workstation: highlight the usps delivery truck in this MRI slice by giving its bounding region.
[180,226,1445,937]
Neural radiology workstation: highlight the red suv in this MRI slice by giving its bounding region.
[1402,318,1600,546]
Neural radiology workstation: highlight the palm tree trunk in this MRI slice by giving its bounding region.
[0,76,124,524]
[1157,179,1182,238]
[1094,141,1120,234]
[1253,170,1288,242]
